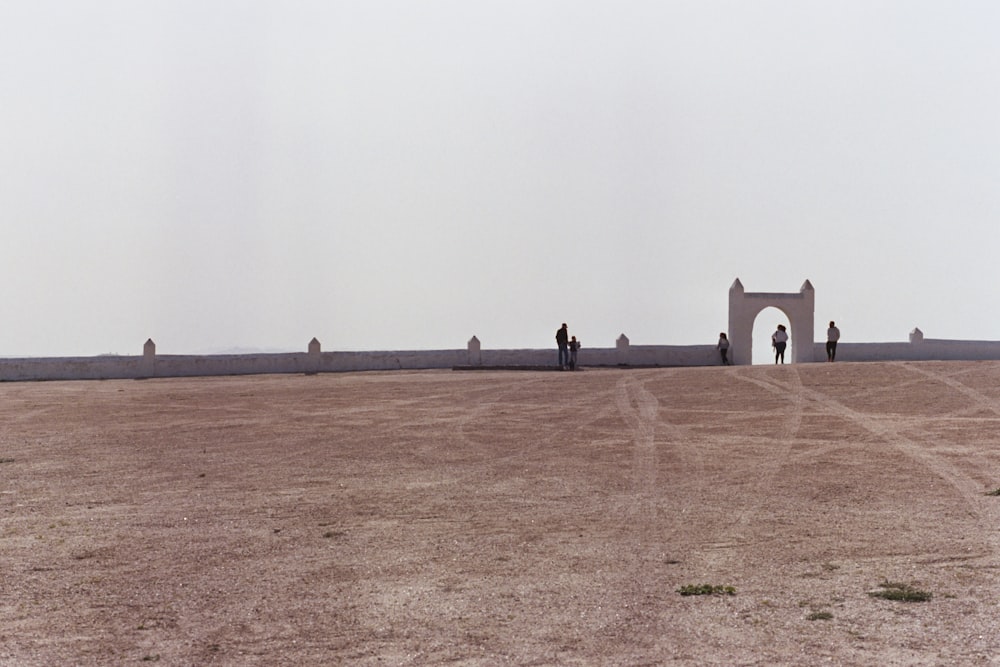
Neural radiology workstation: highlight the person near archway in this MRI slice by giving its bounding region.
[717,333,730,365]
[771,325,788,364]
[826,321,840,362]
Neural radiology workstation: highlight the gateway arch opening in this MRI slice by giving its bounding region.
[752,307,792,365]
[728,278,815,365]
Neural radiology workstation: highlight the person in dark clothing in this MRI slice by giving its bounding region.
[556,323,569,369]
[568,336,580,370]
[826,321,840,361]
[772,324,788,364]
[717,332,730,365]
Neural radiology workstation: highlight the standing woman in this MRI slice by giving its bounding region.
[717,333,730,365]
[771,325,788,364]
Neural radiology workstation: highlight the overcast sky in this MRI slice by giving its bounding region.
[3,2,999,362]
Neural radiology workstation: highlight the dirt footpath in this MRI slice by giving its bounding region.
[2,361,1000,665]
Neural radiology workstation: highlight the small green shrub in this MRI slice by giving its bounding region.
[678,584,736,596]
[869,581,932,602]
[985,488,1000,496]
[807,611,833,621]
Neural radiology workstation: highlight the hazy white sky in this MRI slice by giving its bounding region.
[3,2,999,360]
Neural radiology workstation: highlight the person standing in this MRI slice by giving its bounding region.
[569,335,580,370]
[826,321,841,362]
[717,333,730,365]
[556,323,569,369]
[771,324,788,364]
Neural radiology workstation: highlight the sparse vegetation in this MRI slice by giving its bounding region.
[986,488,1000,496]
[0,457,14,464]
[678,584,736,596]
[7,363,993,664]
[869,581,932,602]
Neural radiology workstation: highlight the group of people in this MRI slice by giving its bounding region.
[716,320,841,365]
[558,321,842,368]
[555,323,581,370]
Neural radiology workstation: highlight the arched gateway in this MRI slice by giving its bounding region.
[728,278,815,365]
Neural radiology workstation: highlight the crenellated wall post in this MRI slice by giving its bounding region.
[616,334,630,366]
[308,338,322,373]
[142,338,156,377]
[468,335,482,366]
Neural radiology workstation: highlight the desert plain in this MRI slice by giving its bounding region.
[2,360,1000,665]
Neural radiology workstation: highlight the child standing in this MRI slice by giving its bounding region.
[568,336,580,370]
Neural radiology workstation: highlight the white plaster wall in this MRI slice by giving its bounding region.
[476,345,720,368]
[323,350,467,372]
[154,353,314,378]
[813,340,1000,363]
[478,349,557,367]
[0,356,145,381]
[916,339,1000,360]
[7,338,1000,382]
[0,344,725,381]
[626,345,719,367]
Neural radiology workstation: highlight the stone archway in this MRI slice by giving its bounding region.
[728,279,815,365]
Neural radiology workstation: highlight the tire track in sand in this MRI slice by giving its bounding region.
[744,367,1000,562]
[604,372,710,642]
[900,362,1000,418]
[612,372,717,544]
[614,374,661,523]
[896,362,1000,515]
[613,372,713,507]
[694,367,806,559]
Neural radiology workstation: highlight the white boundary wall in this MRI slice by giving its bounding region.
[811,335,1000,363]
[5,330,1000,382]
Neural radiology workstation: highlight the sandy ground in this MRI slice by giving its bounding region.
[2,361,1000,666]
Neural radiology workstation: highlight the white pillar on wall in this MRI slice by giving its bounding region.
[308,338,321,373]
[468,336,481,366]
[142,338,156,377]
[616,334,630,366]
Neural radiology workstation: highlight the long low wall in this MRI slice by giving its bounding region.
[0,344,716,382]
[813,338,1000,363]
[4,336,1000,382]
